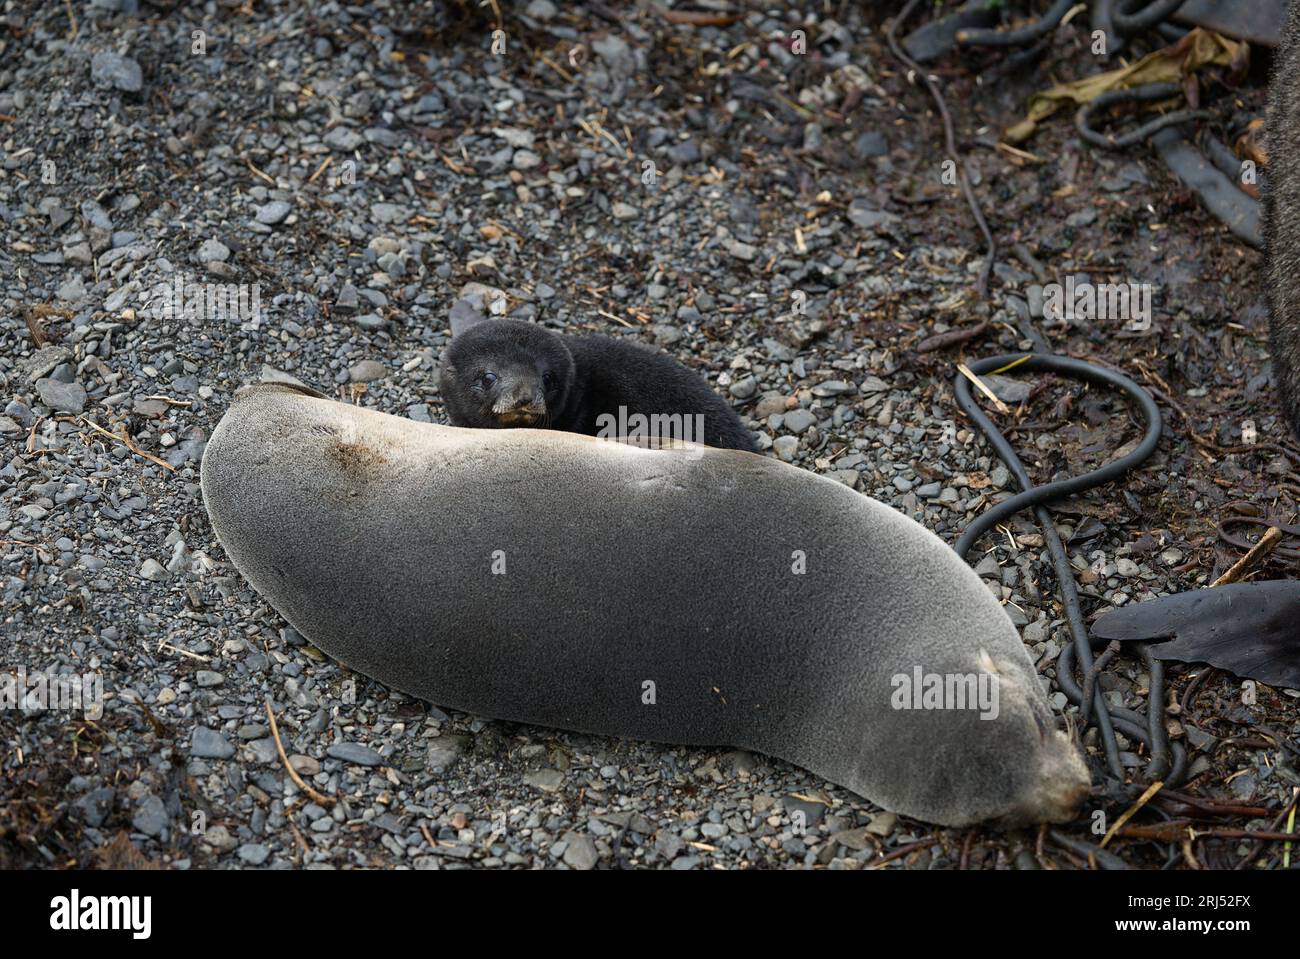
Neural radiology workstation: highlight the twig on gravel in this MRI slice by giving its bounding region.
[597,309,635,328]
[994,141,1043,165]
[143,394,192,407]
[26,415,42,454]
[540,54,575,84]
[1100,780,1164,848]
[867,836,939,868]
[579,117,628,158]
[306,156,333,184]
[265,698,336,807]
[157,641,210,662]
[244,157,276,186]
[885,0,997,298]
[917,321,988,353]
[1110,819,1192,841]
[1153,791,1273,819]
[956,363,1011,414]
[1210,526,1282,586]
[1187,828,1300,842]
[287,820,311,860]
[24,313,46,348]
[80,416,176,472]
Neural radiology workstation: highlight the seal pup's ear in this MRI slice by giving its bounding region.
[449,298,491,338]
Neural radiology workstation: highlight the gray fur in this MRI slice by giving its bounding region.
[200,384,1089,827]
[1267,2,1300,438]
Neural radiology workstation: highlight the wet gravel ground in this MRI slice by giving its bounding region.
[2,1,1297,870]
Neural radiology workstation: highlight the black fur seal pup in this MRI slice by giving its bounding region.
[1267,2,1300,439]
[200,383,1090,827]
[439,310,759,452]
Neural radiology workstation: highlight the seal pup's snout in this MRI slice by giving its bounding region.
[498,388,546,425]
[511,390,545,414]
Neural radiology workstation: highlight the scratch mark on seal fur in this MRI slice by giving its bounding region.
[636,473,687,492]
[325,437,389,480]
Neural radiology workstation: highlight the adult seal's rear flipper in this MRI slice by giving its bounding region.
[200,384,1089,828]
[1093,581,1300,688]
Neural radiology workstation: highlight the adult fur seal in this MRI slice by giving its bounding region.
[440,313,758,452]
[200,383,1089,827]
[1267,2,1300,439]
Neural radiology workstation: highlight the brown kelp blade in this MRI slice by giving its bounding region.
[1091,581,1300,688]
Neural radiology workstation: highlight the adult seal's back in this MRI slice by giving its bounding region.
[200,383,1089,827]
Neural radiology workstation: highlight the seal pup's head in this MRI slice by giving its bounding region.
[439,310,575,429]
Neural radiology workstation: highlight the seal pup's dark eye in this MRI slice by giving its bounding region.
[542,371,555,389]
[477,371,498,389]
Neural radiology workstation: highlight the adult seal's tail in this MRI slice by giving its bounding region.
[200,383,1089,827]
[1267,1,1300,439]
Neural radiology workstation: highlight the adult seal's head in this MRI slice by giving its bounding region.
[201,384,1089,827]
